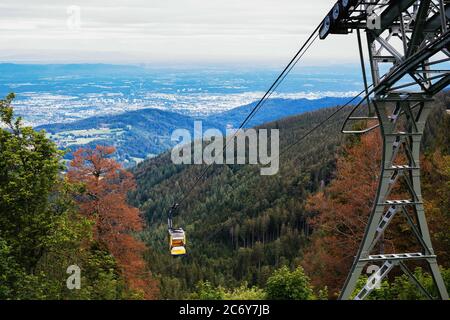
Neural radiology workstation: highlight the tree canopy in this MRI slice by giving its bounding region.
[0,94,158,299]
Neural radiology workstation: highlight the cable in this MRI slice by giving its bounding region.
[171,24,322,211]
[167,2,378,218]
[278,72,391,158]
[196,86,374,243]
[279,86,372,157]
[239,33,319,129]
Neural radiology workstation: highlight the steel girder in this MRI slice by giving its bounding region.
[340,94,449,300]
[320,1,450,300]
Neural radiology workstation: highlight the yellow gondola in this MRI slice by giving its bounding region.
[168,228,186,256]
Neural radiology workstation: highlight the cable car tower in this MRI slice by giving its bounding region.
[319,0,449,299]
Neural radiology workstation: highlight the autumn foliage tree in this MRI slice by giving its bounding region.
[68,146,158,299]
[302,109,450,297]
[421,114,450,265]
[301,130,382,296]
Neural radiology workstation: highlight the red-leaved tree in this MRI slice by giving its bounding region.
[301,131,383,296]
[67,145,158,299]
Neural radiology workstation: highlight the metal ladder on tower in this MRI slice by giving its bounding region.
[341,93,449,300]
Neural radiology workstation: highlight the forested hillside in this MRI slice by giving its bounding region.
[130,93,449,299]
[130,102,354,298]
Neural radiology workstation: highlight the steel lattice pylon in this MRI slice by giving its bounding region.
[341,94,449,300]
[319,0,449,299]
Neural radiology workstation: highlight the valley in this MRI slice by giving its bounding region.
[37,97,354,165]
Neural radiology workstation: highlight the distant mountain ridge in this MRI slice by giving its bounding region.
[209,97,355,128]
[36,108,217,165]
[37,96,358,165]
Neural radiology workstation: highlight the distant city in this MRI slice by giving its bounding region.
[0,63,363,126]
[0,63,364,166]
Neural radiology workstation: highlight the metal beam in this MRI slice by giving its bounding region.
[376,31,450,94]
[407,0,433,57]
[373,0,418,37]
[424,4,450,31]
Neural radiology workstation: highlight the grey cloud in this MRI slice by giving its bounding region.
[0,0,357,64]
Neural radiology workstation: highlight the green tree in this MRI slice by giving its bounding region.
[351,267,450,300]
[190,281,225,300]
[0,238,26,297]
[0,93,65,271]
[0,93,128,299]
[190,280,266,300]
[266,266,314,300]
[223,282,266,300]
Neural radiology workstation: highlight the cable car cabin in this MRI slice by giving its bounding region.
[168,228,186,256]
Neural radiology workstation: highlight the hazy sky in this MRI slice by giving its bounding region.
[0,0,360,66]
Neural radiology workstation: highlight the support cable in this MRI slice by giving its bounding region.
[170,24,322,213]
